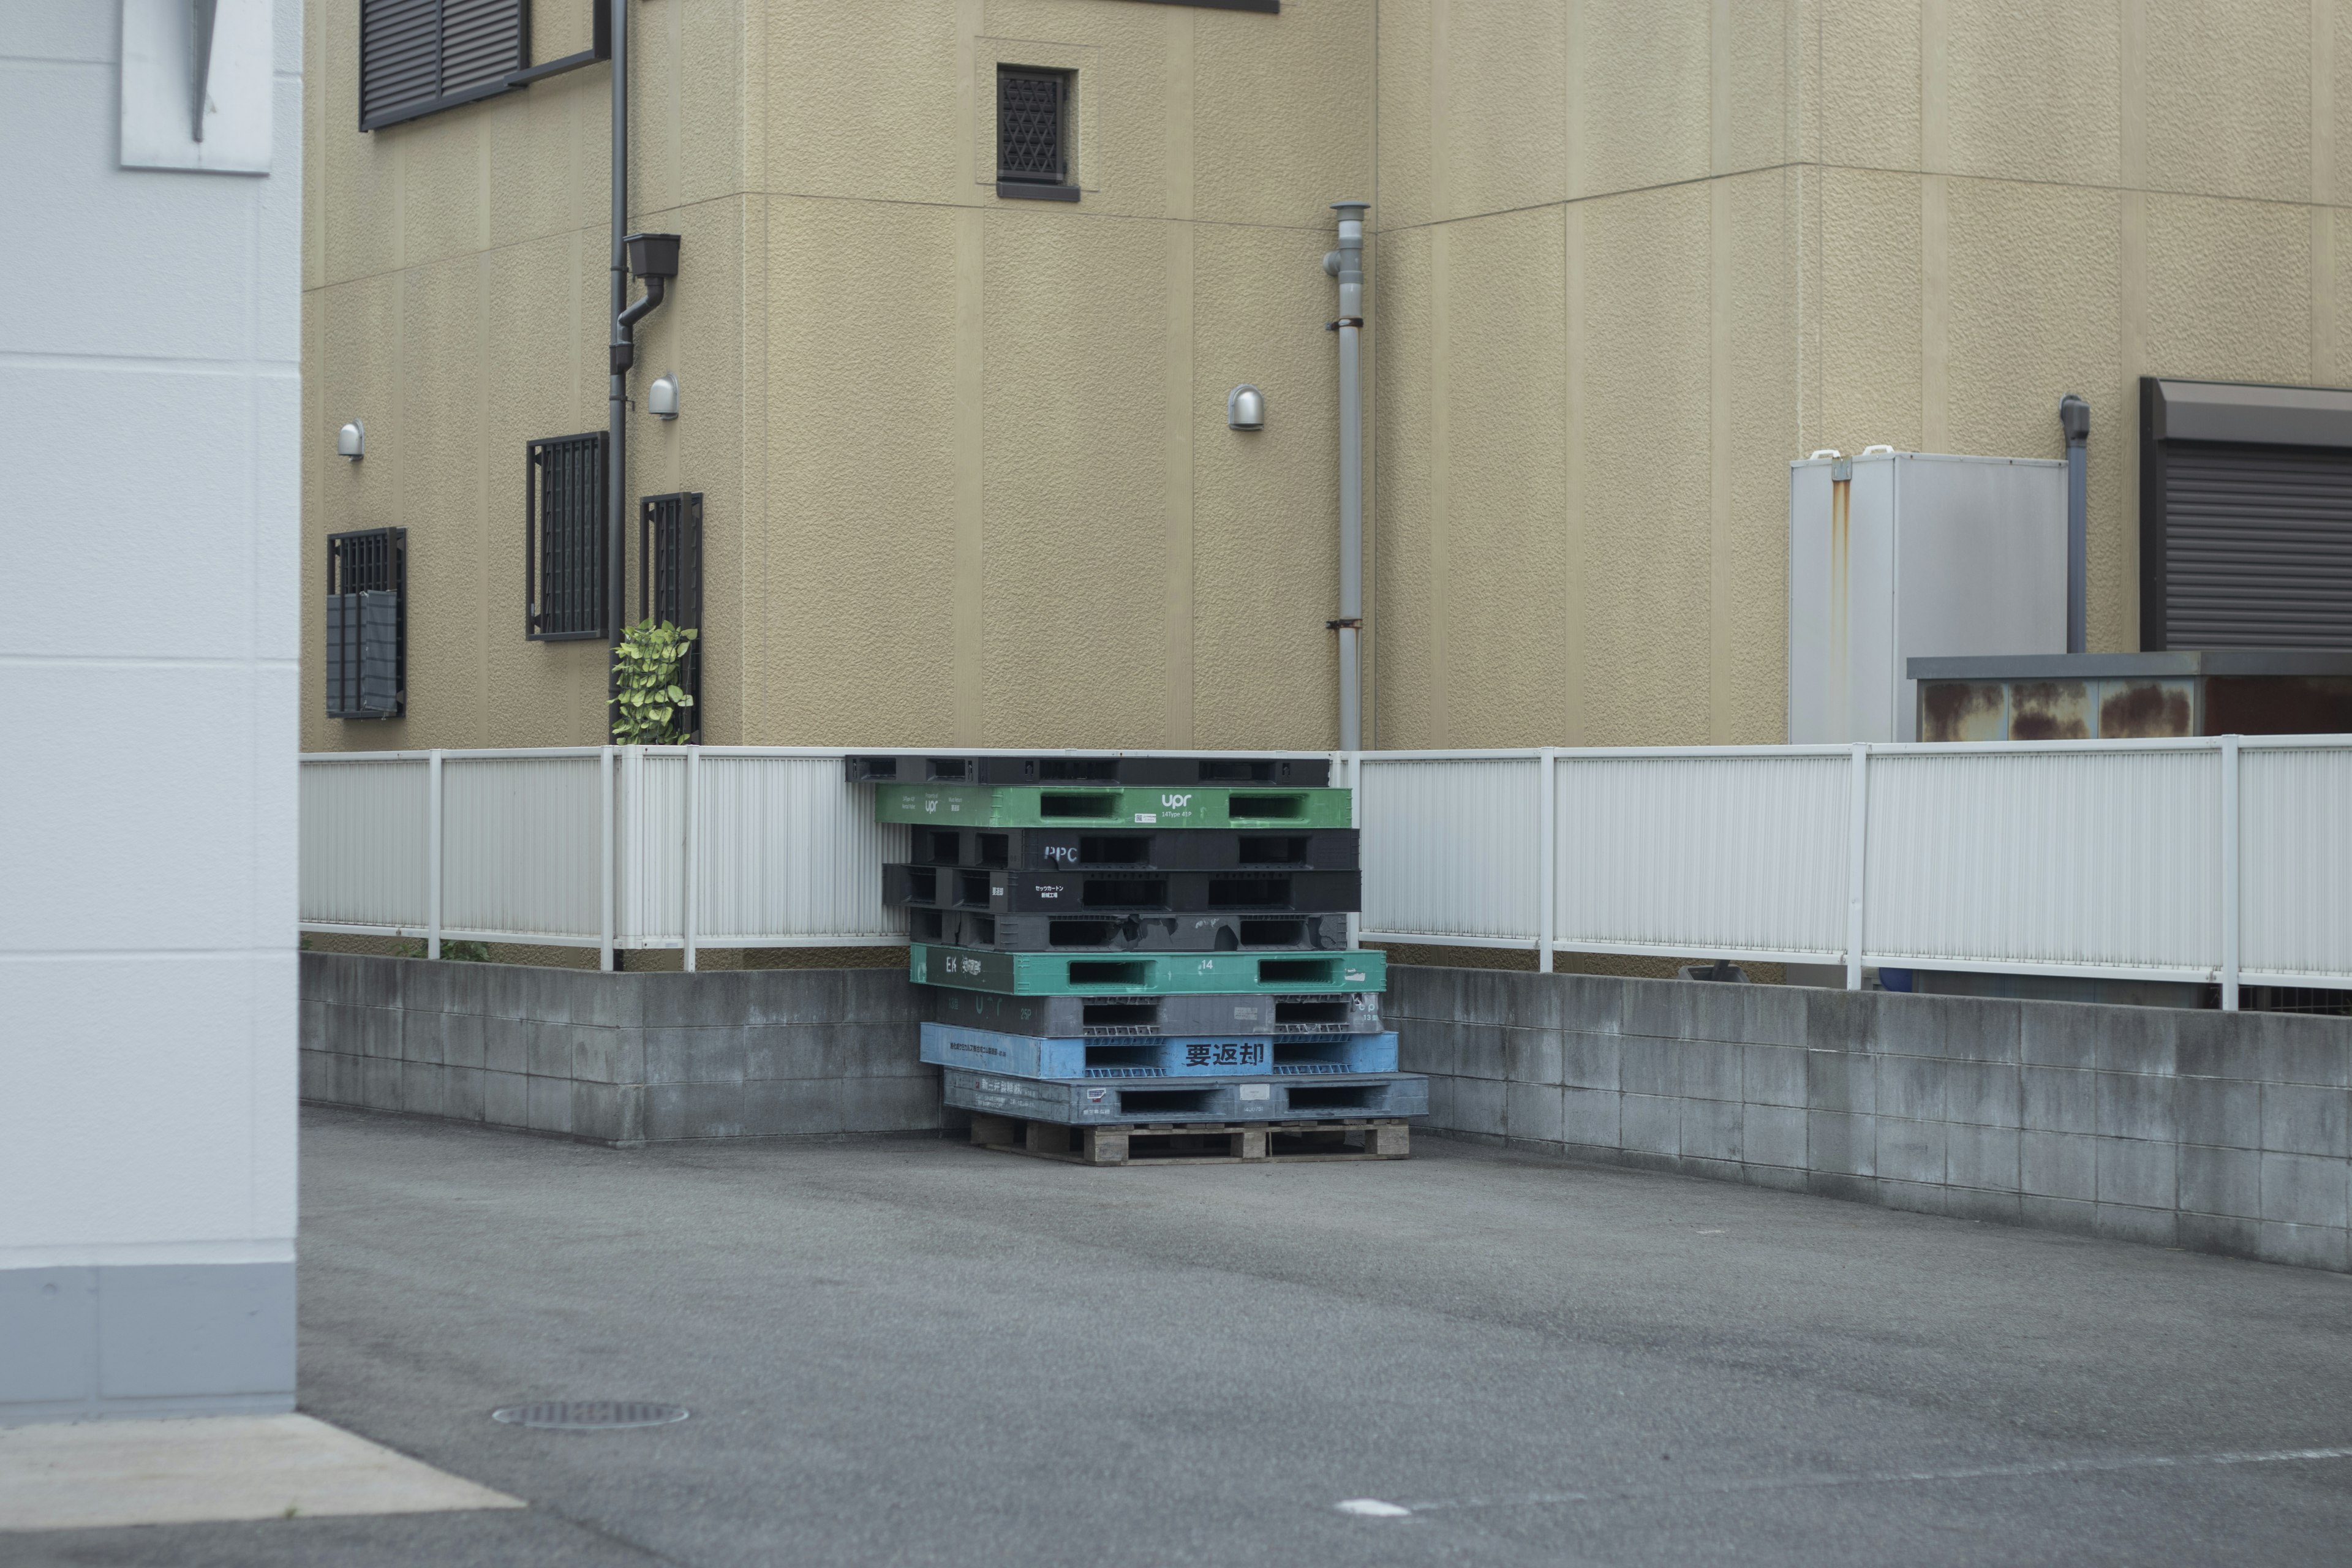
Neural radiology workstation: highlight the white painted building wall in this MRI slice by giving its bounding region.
[0,0,301,1421]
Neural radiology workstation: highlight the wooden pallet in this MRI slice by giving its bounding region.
[967,1112,1409,1167]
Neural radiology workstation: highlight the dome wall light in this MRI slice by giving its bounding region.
[337,420,364,460]
[649,374,679,421]
[1227,384,1265,431]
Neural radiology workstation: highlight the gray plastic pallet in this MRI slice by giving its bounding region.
[907,908,1352,952]
[942,1066,1427,1125]
[927,988,1387,1038]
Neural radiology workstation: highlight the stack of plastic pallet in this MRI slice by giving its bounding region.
[846,754,1426,1166]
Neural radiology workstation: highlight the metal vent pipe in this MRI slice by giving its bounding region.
[2060,394,2089,653]
[1325,200,1368,750]
[606,0,630,651]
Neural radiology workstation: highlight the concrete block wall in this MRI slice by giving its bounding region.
[1392,967,2352,1273]
[301,954,950,1145]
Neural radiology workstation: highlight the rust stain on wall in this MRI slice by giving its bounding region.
[2098,679,2193,738]
[2009,680,2089,741]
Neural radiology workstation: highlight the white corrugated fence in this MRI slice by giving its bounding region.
[300,739,2352,1003]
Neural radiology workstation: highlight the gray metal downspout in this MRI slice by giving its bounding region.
[2061,394,2089,654]
[607,0,630,658]
[1326,202,1368,752]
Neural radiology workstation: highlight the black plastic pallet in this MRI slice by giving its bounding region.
[907,908,1352,952]
[904,826,1359,873]
[845,754,1329,788]
[884,865,1361,916]
[929,989,1387,1038]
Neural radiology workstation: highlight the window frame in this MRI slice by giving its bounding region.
[526,432,612,643]
[996,65,1079,202]
[325,526,408,720]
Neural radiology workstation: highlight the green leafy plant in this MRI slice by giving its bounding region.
[610,618,698,745]
[398,938,491,962]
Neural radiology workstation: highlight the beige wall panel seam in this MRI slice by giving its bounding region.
[1431,0,1450,225]
[2317,208,2339,385]
[1563,200,1586,745]
[1164,7,1197,747]
[1428,223,1451,748]
[666,0,683,215]
[1565,0,1584,201]
[2318,0,2337,204]
[2318,0,2337,385]
[1920,0,1947,175]
[2120,0,2146,189]
[1709,178,1733,743]
[1921,173,1948,451]
[739,194,766,745]
[953,206,985,747]
[1711,0,1732,175]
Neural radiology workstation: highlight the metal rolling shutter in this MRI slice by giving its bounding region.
[2158,444,2352,649]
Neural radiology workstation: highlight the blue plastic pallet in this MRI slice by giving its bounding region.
[921,1021,1398,1080]
[943,1066,1428,1126]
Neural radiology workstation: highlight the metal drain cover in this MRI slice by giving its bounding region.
[491,1401,689,1431]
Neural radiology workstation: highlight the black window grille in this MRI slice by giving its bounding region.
[359,0,529,131]
[326,527,407,720]
[641,492,704,742]
[998,67,1069,186]
[527,432,609,641]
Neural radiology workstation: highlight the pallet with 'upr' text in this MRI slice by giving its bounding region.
[875,784,1352,831]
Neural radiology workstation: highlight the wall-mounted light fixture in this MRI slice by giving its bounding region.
[1227,384,1265,431]
[337,419,364,460]
[649,374,679,420]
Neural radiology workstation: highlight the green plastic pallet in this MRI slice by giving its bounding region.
[874,783,1352,831]
[910,943,1385,997]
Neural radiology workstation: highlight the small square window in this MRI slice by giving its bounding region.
[997,67,1077,202]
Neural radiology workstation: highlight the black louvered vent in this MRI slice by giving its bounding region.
[527,432,609,641]
[326,528,406,720]
[641,492,704,741]
[2155,444,2352,649]
[360,0,526,131]
[998,68,1068,184]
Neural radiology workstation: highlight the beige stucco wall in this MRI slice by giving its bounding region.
[304,0,2352,756]
[303,0,1370,753]
[1368,0,2352,748]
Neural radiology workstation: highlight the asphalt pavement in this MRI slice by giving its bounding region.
[18,1107,2352,1566]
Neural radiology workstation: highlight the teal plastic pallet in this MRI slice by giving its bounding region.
[875,783,1352,831]
[910,943,1385,997]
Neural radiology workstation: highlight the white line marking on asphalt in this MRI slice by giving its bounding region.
[1335,1445,2352,1518]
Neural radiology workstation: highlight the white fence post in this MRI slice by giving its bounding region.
[1343,751,1360,952]
[1537,748,1556,973]
[2222,734,2241,1011]
[426,750,443,959]
[600,747,617,972]
[1846,743,1869,990]
[683,748,699,973]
